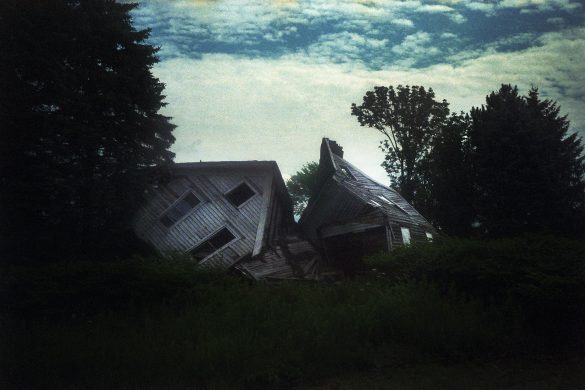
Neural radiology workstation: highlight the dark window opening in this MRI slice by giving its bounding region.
[160,191,201,227]
[225,182,255,207]
[183,192,200,207]
[323,226,387,275]
[160,215,174,227]
[190,227,236,262]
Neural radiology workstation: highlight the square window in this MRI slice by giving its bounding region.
[183,192,200,207]
[160,190,201,227]
[190,227,236,262]
[425,232,433,241]
[160,215,174,228]
[225,182,255,207]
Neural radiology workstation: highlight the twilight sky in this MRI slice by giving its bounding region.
[131,0,585,184]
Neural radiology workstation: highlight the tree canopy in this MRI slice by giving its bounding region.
[424,112,475,236]
[286,162,319,217]
[0,0,176,260]
[353,84,585,238]
[469,85,585,237]
[351,85,449,209]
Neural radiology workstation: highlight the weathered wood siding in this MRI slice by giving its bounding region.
[134,172,268,269]
[387,222,430,248]
[301,179,368,246]
[265,181,293,244]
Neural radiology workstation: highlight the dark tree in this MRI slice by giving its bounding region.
[0,0,176,261]
[425,113,475,236]
[470,85,585,237]
[351,85,450,209]
[286,162,319,217]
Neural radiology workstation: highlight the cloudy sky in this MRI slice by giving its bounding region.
[132,0,585,184]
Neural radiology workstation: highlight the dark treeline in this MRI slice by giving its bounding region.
[352,85,585,238]
[0,0,176,262]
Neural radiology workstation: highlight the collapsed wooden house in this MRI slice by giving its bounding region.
[133,161,320,280]
[134,139,436,278]
[300,138,437,273]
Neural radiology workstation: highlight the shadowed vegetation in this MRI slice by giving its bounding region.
[1,235,583,389]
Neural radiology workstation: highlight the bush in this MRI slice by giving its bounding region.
[0,254,225,319]
[366,234,585,350]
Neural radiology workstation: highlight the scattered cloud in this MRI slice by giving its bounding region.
[134,0,479,59]
[391,32,441,67]
[440,32,458,39]
[414,3,467,23]
[458,0,582,15]
[418,4,455,13]
[128,0,585,181]
[391,18,415,28]
[498,0,582,12]
[547,16,565,25]
[155,27,585,182]
[300,32,388,64]
[466,2,497,15]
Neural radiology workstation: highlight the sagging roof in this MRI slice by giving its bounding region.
[301,138,434,228]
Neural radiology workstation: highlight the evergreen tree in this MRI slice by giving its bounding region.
[351,85,450,210]
[470,85,585,237]
[0,0,176,260]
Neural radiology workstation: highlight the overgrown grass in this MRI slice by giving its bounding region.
[1,235,583,388]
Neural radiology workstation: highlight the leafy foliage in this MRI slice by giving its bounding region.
[353,84,585,238]
[424,112,475,235]
[351,85,449,208]
[286,161,319,216]
[0,0,176,260]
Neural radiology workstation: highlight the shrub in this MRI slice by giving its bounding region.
[366,234,585,350]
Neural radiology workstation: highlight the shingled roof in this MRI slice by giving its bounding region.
[300,138,436,251]
[329,153,432,226]
[302,138,433,227]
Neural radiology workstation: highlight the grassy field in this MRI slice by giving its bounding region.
[1,236,584,389]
